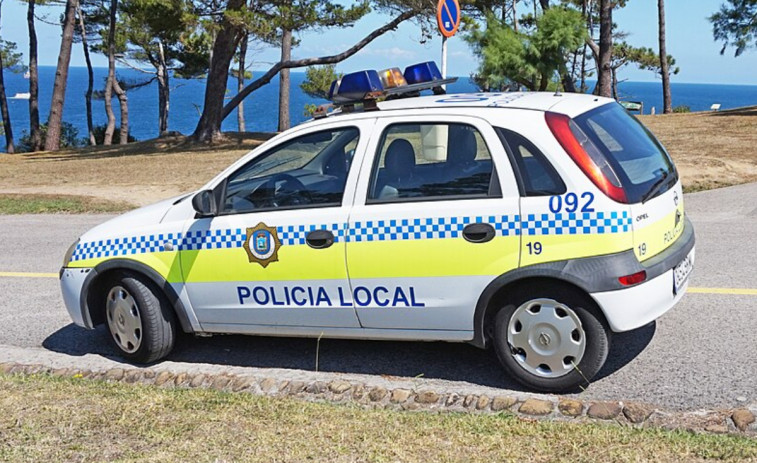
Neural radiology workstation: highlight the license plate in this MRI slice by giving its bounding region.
[673,250,694,294]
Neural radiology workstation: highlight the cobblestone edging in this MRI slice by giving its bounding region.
[0,360,754,436]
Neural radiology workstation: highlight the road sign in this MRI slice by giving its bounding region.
[437,0,461,38]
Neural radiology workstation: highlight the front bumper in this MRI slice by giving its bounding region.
[60,267,94,329]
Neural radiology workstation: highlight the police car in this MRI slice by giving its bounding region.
[60,62,695,392]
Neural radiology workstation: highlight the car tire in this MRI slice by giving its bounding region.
[103,271,177,363]
[492,286,610,393]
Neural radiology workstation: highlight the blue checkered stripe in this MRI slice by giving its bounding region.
[522,211,631,236]
[70,212,632,261]
[70,224,347,261]
[71,233,183,262]
[180,229,246,251]
[277,223,345,246]
[347,216,520,243]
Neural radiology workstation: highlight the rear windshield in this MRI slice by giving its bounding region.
[574,103,677,203]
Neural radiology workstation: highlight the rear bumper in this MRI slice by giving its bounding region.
[591,216,696,332]
[592,247,694,332]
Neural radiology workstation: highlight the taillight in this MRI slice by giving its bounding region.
[618,270,647,286]
[545,112,627,203]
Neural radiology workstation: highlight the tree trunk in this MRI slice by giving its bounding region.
[0,62,12,154]
[277,28,292,132]
[27,0,41,151]
[611,67,618,100]
[191,0,246,143]
[237,34,247,132]
[44,0,78,152]
[103,0,118,145]
[579,0,590,93]
[112,78,129,144]
[512,0,517,32]
[596,0,613,97]
[157,40,169,136]
[0,1,14,153]
[77,4,95,146]
[658,0,672,113]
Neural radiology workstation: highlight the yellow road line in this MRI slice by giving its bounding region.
[0,271,58,278]
[0,271,756,296]
[688,287,757,296]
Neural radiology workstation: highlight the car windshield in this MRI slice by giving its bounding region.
[574,103,677,203]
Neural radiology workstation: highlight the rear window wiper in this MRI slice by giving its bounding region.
[641,170,671,204]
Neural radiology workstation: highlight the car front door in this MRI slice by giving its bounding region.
[345,115,521,333]
[180,121,372,331]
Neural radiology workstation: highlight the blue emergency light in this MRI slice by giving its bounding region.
[403,61,444,85]
[325,61,457,108]
[328,70,384,104]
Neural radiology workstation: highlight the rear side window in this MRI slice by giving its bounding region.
[367,123,497,203]
[574,103,676,203]
[497,128,566,196]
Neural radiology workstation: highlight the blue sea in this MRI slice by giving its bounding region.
[2,65,757,150]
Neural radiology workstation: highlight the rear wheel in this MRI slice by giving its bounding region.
[492,287,610,392]
[104,272,176,363]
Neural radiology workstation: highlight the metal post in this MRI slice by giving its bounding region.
[441,35,448,90]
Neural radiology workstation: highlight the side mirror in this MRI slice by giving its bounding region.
[192,189,218,217]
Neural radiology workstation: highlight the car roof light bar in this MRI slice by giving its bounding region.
[325,61,458,109]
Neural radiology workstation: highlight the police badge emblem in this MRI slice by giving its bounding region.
[243,223,281,267]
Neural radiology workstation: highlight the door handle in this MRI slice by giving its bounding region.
[306,230,335,249]
[463,223,495,243]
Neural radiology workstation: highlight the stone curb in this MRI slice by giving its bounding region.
[1,360,754,437]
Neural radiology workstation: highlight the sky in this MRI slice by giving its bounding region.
[1,0,755,85]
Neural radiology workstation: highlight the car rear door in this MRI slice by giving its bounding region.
[345,115,521,332]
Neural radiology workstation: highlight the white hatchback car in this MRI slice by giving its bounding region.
[60,63,694,392]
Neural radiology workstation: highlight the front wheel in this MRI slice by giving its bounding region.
[492,288,610,392]
[104,272,177,363]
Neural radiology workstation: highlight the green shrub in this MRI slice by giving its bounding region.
[17,122,82,152]
[672,105,691,113]
[92,125,138,145]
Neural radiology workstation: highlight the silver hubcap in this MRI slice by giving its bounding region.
[106,286,142,353]
[507,299,586,378]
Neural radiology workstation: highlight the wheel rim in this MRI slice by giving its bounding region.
[506,298,586,378]
[106,286,142,354]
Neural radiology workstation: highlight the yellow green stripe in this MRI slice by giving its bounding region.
[0,271,58,278]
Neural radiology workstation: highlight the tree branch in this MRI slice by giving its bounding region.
[116,57,156,75]
[221,10,417,121]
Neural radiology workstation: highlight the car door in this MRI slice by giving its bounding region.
[345,115,521,332]
[180,121,373,330]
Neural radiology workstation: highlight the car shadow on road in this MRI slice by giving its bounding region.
[42,321,655,392]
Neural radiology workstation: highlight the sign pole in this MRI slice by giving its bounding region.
[441,36,448,89]
[436,0,460,92]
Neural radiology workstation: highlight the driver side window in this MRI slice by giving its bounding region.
[223,127,360,214]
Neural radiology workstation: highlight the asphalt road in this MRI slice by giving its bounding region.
[1,183,755,411]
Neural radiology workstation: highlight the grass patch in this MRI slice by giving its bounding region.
[0,194,134,214]
[1,373,756,462]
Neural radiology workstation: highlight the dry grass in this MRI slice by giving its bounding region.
[0,132,272,207]
[1,373,756,463]
[0,193,133,214]
[0,109,755,209]
[639,107,757,192]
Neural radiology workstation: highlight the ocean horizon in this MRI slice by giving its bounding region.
[2,65,757,150]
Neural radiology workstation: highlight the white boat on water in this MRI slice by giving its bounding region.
[23,71,30,79]
[10,92,30,100]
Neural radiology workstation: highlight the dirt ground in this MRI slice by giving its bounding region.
[639,106,757,192]
[0,133,270,207]
[0,109,754,207]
